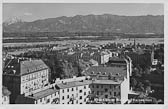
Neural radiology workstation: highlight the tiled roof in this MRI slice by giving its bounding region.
[3,59,48,76]
[92,79,123,85]
[56,80,92,89]
[83,66,127,78]
[27,88,59,100]
[20,59,48,76]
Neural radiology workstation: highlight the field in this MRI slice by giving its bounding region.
[3,38,164,47]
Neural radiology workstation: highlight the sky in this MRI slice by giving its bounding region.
[3,3,164,22]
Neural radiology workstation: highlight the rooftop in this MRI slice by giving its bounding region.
[56,80,92,89]
[3,58,48,76]
[83,66,127,78]
[92,79,123,85]
[27,88,59,100]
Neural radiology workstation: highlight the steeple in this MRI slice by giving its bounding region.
[133,38,136,49]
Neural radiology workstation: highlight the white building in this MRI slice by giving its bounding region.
[3,58,49,103]
[56,80,91,104]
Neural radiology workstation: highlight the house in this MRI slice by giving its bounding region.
[3,58,49,103]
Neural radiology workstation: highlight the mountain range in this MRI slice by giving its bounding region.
[3,14,164,34]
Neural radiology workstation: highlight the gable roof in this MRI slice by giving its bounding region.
[56,80,92,89]
[83,66,127,79]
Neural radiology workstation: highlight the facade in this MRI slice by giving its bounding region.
[89,78,129,104]
[83,64,131,104]
[3,58,49,103]
[56,80,91,104]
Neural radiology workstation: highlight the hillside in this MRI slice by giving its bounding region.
[3,14,164,34]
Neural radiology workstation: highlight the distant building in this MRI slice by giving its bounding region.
[2,86,11,104]
[3,58,49,103]
[125,51,152,67]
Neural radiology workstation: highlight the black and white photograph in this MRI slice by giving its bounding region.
[1,1,165,105]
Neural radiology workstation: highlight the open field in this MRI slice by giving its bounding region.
[3,38,164,47]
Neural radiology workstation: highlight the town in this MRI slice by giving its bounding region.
[2,38,164,104]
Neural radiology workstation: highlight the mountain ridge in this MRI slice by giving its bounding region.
[3,14,164,34]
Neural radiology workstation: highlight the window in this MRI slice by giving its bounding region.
[101,85,103,88]
[76,87,78,90]
[84,98,86,102]
[67,95,69,99]
[40,98,42,102]
[62,89,64,93]
[110,92,111,95]
[92,85,94,88]
[84,86,86,89]
[105,95,108,98]
[79,90,82,93]
[80,103,82,104]
[92,91,94,94]
[80,96,82,99]
[76,100,78,104]
[118,92,120,96]
[101,91,103,95]
[97,85,99,88]
[114,92,116,96]
[62,96,64,100]
[84,92,86,95]
[97,91,99,95]
[35,100,37,104]
[46,99,50,103]
[67,88,69,92]
[55,92,57,96]
[105,88,108,92]
[72,88,74,91]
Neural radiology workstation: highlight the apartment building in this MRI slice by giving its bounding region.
[56,80,91,104]
[83,64,130,104]
[3,58,49,103]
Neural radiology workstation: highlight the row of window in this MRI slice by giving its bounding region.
[91,85,120,89]
[61,92,88,100]
[62,86,87,93]
[22,70,48,82]
[92,91,120,96]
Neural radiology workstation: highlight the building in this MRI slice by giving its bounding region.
[3,58,49,103]
[83,65,130,104]
[2,86,11,104]
[56,80,91,104]
[89,77,128,104]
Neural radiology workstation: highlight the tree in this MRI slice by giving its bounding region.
[130,77,137,89]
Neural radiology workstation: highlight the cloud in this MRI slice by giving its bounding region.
[23,12,32,16]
